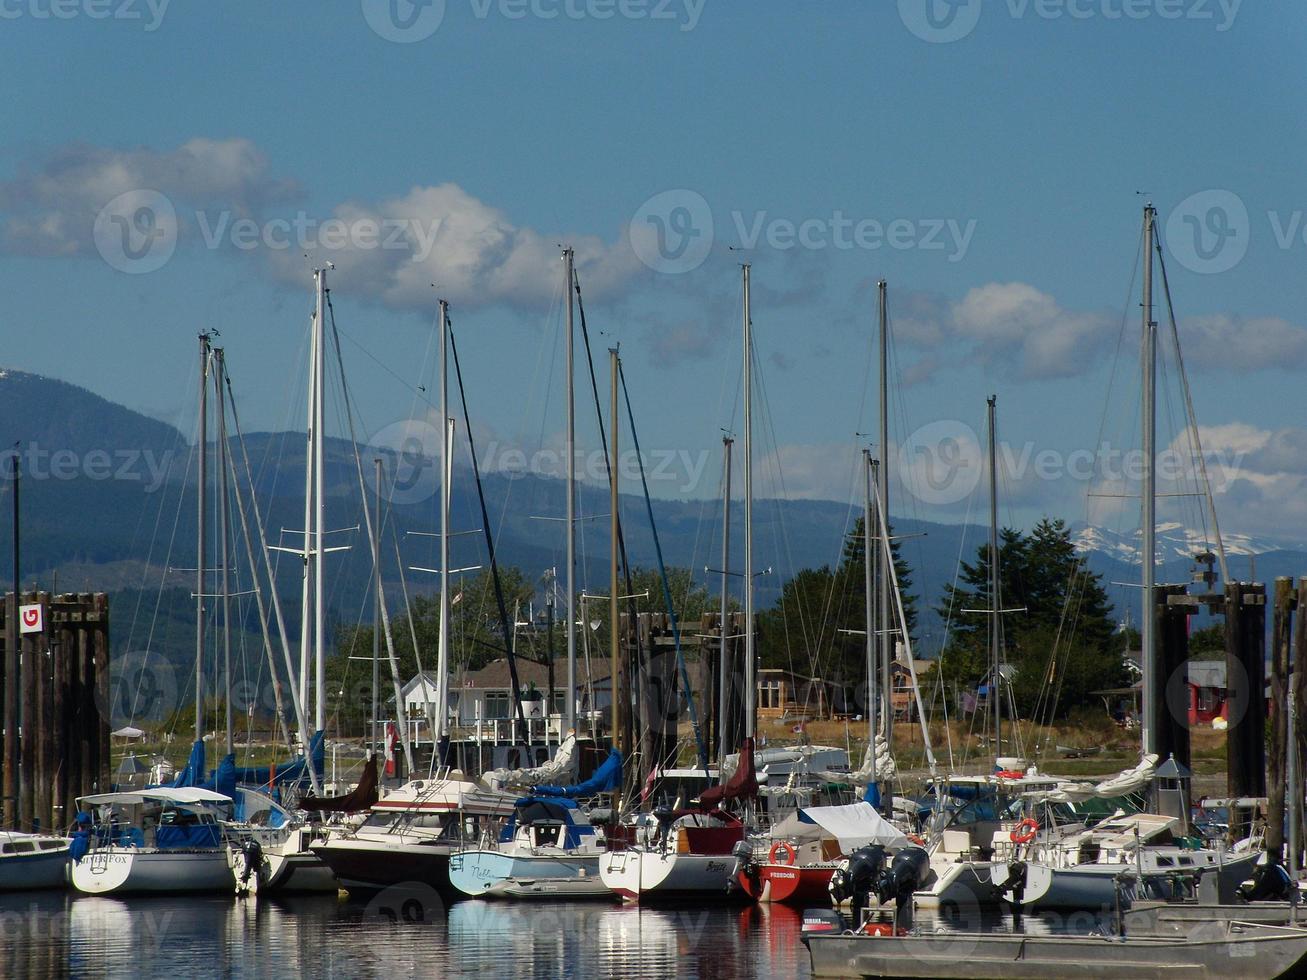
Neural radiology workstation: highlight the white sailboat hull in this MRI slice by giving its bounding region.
[71,847,235,895]
[600,848,741,904]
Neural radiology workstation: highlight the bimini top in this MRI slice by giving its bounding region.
[77,788,233,808]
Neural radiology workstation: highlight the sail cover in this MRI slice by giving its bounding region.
[300,756,380,813]
[814,735,897,784]
[1045,753,1159,802]
[481,734,579,792]
[536,748,622,799]
[799,801,909,852]
[700,737,758,807]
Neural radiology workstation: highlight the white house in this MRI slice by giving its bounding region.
[400,658,611,737]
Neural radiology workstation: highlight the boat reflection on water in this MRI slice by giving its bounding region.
[444,899,787,979]
[0,887,813,979]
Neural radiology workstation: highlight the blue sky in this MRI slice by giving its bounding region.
[2,1,1305,543]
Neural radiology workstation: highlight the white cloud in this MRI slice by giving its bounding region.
[0,138,296,256]
[267,182,639,311]
[1177,314,1307,373]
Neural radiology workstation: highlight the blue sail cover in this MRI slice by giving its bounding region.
[169,740,207,788]
[536,749,622,799]
[230,730,326,787]
[201,753,238,799]
[863,780,882,808]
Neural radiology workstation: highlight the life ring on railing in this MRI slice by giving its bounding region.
[1010,818,1039,845]
[996,769,1025,780]
[769,841,797,866]
[906,833,926,846]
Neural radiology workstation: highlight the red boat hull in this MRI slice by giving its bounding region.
[736,864,835,906]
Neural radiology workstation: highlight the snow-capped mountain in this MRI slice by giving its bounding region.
[1072,522,1297,564]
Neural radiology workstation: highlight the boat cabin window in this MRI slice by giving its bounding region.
[532,824,561,847]
[1156,856,1174,867]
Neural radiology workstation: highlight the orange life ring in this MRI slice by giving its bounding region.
[769,841,797,866]
[907,833,926,846]
[996,769,1025,780]
[1010,818,1039,845]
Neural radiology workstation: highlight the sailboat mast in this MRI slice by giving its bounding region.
[298,300,315,741]
[196,333,209,745]
[718,435,733,767]
[373,458,382,760]
[987,395,1001,755]
[1141,204,1157,756]
[215,348,234,756]
[436,299,451,747]
[609,347,621,764]
[564,247,577,734]
[864,450,880,783]
[313,267,328,733]
[742,265,755,741]
[877,281,891,734]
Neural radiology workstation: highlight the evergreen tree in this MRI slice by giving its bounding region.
[933,518,1124,721]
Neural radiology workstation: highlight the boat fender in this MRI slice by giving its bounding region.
[1010,818,1039,845]
[769,841,797,866]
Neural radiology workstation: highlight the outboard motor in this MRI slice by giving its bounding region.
[800,908,845,943]
[873,846,931,912]
[1240,861,1294,903]
[728,839,758,895]
[652,805,675,850]
[831,845,888,926]
[235,839,263,895]
[1004,859,1028,924]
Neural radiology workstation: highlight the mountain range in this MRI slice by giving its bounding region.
[2,369,1305,680]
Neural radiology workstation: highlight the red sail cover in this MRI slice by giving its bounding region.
[699,737,758,808]
[299,756,379,813]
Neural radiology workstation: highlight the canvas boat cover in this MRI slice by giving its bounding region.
[481,734,579,792]
[799,801,909,851]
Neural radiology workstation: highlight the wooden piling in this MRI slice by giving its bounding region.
[1295,577,1307,869]
[1226,581,1268,801]
[1156,585,1192,771]
[2,593,17,829]
[19,592,36,831]
[1268,578,1294,863]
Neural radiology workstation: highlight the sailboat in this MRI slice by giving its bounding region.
[599,264,761,905]
[736,283,937,908]
[986,204,1258,912]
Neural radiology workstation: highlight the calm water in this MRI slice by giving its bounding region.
[0,890,813,979]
